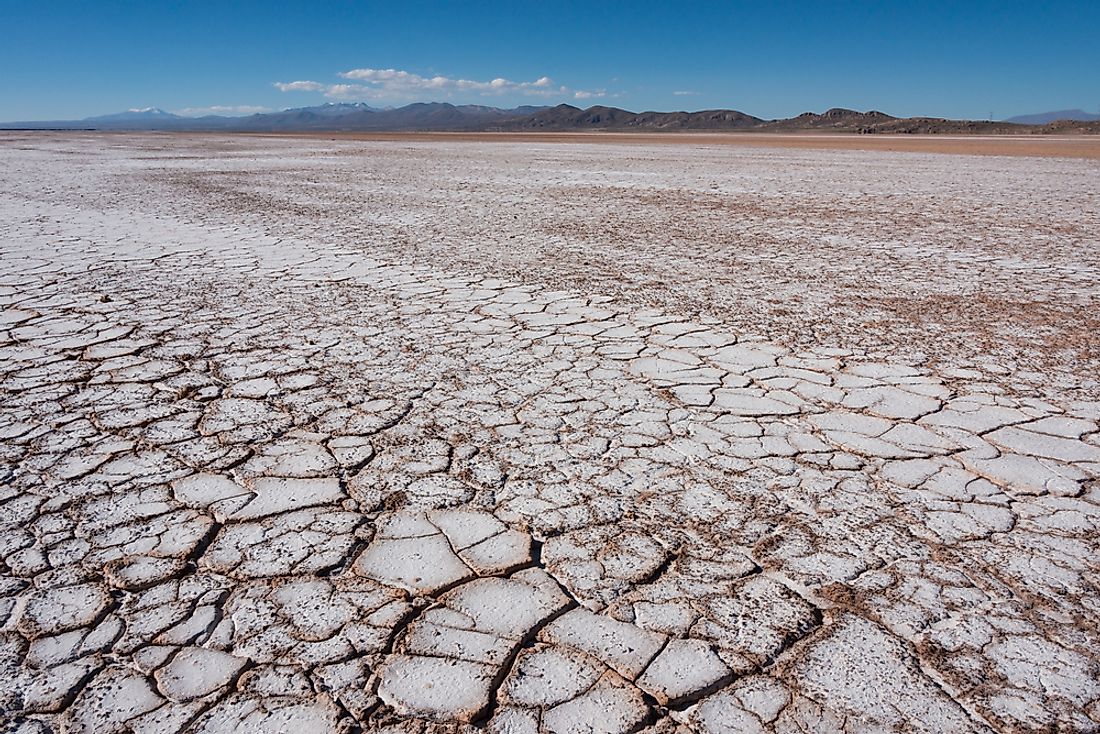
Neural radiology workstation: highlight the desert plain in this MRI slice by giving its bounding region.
[1,132,1099,733]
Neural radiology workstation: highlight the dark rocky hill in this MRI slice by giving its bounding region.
[504,104,763,130]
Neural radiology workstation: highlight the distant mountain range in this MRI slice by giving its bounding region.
[1003,109,1100,125]
[0,103,551,132]
[4,103,1099,134]
[84,107,182,122]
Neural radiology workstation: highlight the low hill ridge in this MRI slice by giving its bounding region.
[4,103,1099,135]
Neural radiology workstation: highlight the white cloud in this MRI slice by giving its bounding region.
[274,67,604,101]
[273,81,327,92]
[174,105,272,117]
[673,90,700,96]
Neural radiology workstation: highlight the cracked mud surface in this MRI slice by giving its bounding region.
[1,132,1098,733]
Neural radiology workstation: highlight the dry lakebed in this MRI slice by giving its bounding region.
[1,132,1098,733]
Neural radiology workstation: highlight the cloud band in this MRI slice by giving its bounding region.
[275,68,603,101]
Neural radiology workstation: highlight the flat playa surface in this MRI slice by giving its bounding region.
[1,132,1099,732]
[273,130,1100,159]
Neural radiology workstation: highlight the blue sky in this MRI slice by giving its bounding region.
[2,1,1097,121]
